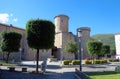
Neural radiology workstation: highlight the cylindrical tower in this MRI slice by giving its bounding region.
[79,27,91,41]
[77,27,91,59]
[54,14,69,33]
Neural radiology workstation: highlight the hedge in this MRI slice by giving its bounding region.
[85,60,107,64]
[85,60,92,64]
[109,59,119,62]
[63,60,71,65]
[72,60,80,65]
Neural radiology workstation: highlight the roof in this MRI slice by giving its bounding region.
[54,14,69,19]
[0,23,25,31]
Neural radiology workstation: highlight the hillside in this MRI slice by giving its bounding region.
[91,34,115,49]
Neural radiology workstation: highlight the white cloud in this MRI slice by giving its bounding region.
[0,13,9,23]
[13,18,18,22]
[0,13,18,23]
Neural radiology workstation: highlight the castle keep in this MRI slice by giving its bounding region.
[0,14,91,61]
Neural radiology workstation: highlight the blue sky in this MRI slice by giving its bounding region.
[0,0,120,36]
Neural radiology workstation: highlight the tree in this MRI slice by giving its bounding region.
[110,48,116,55]
[1,31,22,63]
[87,41,103,60]
[26,19,55,73]
[64,41,78,57]
[101,45,110,58]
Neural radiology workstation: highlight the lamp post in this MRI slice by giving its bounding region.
[77,28,82,71]
[19,48,22,62]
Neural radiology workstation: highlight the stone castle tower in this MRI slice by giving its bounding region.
[54,15,69,33]
[54,15,76,60]
[0,14,91,61]
[77,27,91,59]
[54,14,91,60]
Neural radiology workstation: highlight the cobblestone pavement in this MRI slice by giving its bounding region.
[0,61,120,79]
[1,70,76,79]
[0,61,77,79]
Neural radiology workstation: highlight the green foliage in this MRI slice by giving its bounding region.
[91,34,115,50]
[109,59,119,62]
[94,60,108,64]
[0,61,16,66]
[71,60,80,65]
[26,19,55,73]
[1,31,22,52]
[100,60,107,63]
[0,31,22,63]
[93,60,101,64]
[63,60,71,65]
[89,71,119,79]
[26,19,55,49]
[85,60,92,64]
[110,49,116,55]
[84,60,107,64]
[115,66,120,72]
[87,41,103,55]
[64,41,78,54]
[101,45,110,55]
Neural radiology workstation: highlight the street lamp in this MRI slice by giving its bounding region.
[19,48,22,62]
[77,28,82,71]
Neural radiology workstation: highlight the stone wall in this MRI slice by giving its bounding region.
[0,23,52,61]
[62,32,76,60]
[0,23,27,61]
[54,15,69,33]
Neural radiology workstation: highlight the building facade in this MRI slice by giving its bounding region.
[0,14,91,61]
[115,33,120,59]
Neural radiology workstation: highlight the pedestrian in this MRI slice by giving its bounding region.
[41,59,47,73]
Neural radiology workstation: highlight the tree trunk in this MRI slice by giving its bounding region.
[6,52,10,63]
[2,52,5,61]
[91,54,94,64]
[36,49,39,73]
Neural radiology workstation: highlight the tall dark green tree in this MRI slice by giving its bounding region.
[101,45,110,58]
[87,41,103,60]
[110,48,116,55]
[64,41,78,57]
[1,31,22,63]
[26,19,55,73]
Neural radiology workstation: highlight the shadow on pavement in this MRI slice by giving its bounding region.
[87,65,106,68]
[0,69,76,79]
[19,64,62,69]
[0,69,60,79]
[46,65,62,69]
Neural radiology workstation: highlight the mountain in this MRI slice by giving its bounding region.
[91,34,115,49]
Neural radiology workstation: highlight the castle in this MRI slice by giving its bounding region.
[0,14,91,61]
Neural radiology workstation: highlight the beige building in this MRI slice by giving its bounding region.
[0,23,51,61]
[54,15,91,60]
[0,14,91,61]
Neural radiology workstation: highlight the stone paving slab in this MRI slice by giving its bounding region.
[0,61,77,79]
[0,70,77,79]
[0,61,120,79]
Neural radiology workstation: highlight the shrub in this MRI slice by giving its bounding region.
[94,60,108,64]
[115,66,120,72]
[72,60,80,65]
[100,60,107,64]
[85,60,92,64]
[109,59,119,62]
[94,60,101,64]
[63,60,71,65]
[109,59,113,62]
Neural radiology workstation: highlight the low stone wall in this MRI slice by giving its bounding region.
[8,67,27,72]
[75,68,90,79]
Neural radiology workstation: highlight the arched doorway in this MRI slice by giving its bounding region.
[51,46,58,58]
